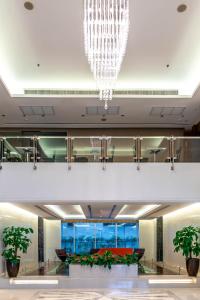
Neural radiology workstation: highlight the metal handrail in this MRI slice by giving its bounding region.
[2,135,200,139]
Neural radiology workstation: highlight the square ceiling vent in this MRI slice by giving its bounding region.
[150,107,186,116]
[86,106,120,116]
[19,106,55,117]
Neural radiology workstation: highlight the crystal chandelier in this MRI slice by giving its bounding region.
[84,0,129,109]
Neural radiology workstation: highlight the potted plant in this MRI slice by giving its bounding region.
[173,226,200,277]
[2,226,34,278]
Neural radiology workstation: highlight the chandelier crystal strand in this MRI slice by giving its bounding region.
[84,0,129,109]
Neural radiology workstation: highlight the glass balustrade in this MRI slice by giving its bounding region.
[107,137,136,162]
[38,136,67,162]
[3,137,34,162]
[1,135,200,164]
[72,137,101,162]
[140,137,169,163]
[173,137,200,162]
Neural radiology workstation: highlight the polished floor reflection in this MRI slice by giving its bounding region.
[0,289,200,300]
[23,262,69,276]
[139,262,179,275]
[21,261,178,276]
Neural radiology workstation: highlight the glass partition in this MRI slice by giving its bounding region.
[74,223,95,254]
[61,223,74,254]
[61,222,139,255]
[95,223,116,249]
[117,223,139,248]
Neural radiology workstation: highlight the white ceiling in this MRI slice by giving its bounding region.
[1,0,200,128]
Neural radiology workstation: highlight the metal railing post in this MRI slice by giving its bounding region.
[0,137,3,170]
[135,137,142,171]
[170,136,176,171]
[100,137,103,162]
[32,136,38,170]
[66,137,72,170]
[101,137,108,170]
[167,137,172,163]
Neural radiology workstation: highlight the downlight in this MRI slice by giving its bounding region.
[177,4,187,13]
[24,1,34,10]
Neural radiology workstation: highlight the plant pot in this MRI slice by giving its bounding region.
[186,258,199,277]
[6,260,20,278]
[57,255,67,262]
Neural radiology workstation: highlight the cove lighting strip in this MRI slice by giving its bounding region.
[163,203,200,218]
[10,279,58,285]
[45,205,86,219]
[149,278,197,284]
[0,203,38,218]
[115,204,160,219]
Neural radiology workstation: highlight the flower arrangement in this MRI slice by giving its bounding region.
[69,250,138,269]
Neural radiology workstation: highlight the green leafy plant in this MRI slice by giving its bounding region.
[70,250,138,269]
[2,226,34,264]
[173,226,200,259]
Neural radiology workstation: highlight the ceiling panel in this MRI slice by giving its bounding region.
[12,203,192,220]
[81,204,123,219]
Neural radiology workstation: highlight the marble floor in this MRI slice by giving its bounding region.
[0,289,200,300]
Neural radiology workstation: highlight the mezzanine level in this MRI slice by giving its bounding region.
[1,135,200,170]
[0,135,200,204]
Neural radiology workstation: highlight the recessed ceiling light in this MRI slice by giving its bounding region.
[177,4,187,13]
[24,1,34,10]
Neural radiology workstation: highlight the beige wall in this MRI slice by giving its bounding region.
[163,204,200,270]
[0,203,38,275]
[139,219,157,262]
[44,219,61,261]
[139,205,200,269]
[0,128,184,137]
[68,128,184,137]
